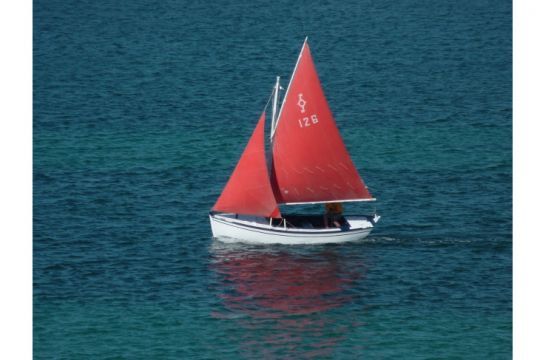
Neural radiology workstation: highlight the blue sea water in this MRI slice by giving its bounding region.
[34,0,512,358]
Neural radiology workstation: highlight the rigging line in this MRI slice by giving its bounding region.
[262,85,275,113]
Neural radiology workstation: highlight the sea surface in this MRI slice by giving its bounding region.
[34,0,512,358]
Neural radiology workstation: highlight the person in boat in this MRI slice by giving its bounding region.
[324,202,344,228]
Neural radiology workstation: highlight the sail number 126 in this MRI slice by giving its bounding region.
[298,114,319,128]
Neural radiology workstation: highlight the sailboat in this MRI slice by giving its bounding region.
[209,38,380,244]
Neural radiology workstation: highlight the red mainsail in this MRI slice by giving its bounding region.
[271,41,373,204]
[213,112,281,218]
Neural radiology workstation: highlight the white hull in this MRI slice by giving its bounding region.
[209,213,380,245]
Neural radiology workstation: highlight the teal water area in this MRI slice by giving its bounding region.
[34,0,511,358]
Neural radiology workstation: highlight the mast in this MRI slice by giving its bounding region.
[270,76,280,140]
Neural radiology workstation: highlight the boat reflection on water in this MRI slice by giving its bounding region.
[209,240,367,357]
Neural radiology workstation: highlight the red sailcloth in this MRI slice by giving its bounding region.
[271,41,373,204]
[213,112,281,218]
